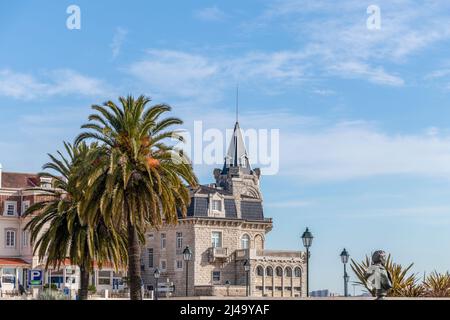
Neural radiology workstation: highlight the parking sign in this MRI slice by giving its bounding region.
[28,270,43,286]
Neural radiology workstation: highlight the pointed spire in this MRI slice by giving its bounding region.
[222,121,251,173]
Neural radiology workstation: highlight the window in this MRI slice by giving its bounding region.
[294,267,301,278]
[160,260,167,271]
[256,266,264,277]
[98,271,111,285]
[175,260,183,270]
[148,248,154,268]
[211,232,222,248]
[176,232,183,249]
[212,271,221,282]
[285,268,292,277]
[5,229,16,247]
[212,200,222,211]
[22,201,30,215]
[160,233,166,250]
[4,201,17,216]
[275,267,283,277]
[148,233,154,240]
[266,266,273,277]
[22,230,29,247]
[241,234,250,249]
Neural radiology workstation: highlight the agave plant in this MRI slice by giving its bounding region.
[351,254,422,297]
[423,271,450,297]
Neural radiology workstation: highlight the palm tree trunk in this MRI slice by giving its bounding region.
[127,220,142,300]
[78,265,90,300]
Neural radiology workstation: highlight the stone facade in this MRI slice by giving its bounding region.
[142,122,307,297]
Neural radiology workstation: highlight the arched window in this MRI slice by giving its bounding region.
[285,267,292,277]
[241,234,250,249]
[294,267,301,278]
[275,267,283,277]
[256,266,264,277]
[254,234,264,250]
[266,266,273,277]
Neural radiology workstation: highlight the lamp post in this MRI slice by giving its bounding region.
[183,246,192,297]
[243,259,250,297]
[301,227,313,297]
[340,248,350,297]
[153,268,160,301]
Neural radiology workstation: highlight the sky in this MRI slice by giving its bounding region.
[1,0,450,295]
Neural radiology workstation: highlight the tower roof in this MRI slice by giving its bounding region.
[222,122,251,174]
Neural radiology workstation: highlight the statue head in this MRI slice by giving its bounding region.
[371,250,387,265]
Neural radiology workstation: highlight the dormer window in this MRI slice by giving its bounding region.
[212,200,222,211]
[40,177,52,189]
[240,156,247,168]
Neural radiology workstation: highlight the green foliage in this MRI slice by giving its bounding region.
[38,290,67,300]
[423,271,450,297]
[76,95,198,299]
[351,254,450,297]
[43,284,58,291]
[88,284,97,294]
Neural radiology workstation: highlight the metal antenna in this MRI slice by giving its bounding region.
[236,84,239,123]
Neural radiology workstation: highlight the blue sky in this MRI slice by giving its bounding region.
[2,0,450,295]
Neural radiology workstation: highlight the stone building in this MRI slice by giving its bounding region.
[142,121,307,297]
[0,165,126,295]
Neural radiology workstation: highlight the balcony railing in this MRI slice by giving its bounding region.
[208,247,229,262]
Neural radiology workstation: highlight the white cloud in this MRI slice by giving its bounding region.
[126,50,221,103]
[330,61,404,86]
[252,0,450,86]
[110,27,128,59]
[0,69,112,100]
[194,6,227,21]
[280,121,450,182]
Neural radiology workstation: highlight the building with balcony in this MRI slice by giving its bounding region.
[142,121,307,297]
[0,165,125,296]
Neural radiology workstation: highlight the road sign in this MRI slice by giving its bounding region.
[28,270,43,286]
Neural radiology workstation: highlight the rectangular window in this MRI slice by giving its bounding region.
[211,232,222,248]
[160,233,166,250]
[160,260,167,271]
[176,232,183,249]
[212,200,222,211]
[22,230,29,247]
[212,271,221,282]
[5,229,16,247]
[4,201,17,216]
[98,271,111,285]
[148,248,154,268]
[22,201,30,215]
[175,260,183,271]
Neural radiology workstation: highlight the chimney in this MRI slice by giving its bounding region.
[0,163,2,188]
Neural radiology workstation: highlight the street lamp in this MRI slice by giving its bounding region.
[183,246,192,297]
[243,259,250,297]
[301,227,313,297]
[153,268,160,301]
[340,248,350,297]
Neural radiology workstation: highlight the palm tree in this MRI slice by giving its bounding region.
[351,254,423,297]
[24,142,127,300]
[75,95,198,300]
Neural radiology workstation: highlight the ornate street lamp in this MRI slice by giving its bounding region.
[340,248,350,297]
[153,268,160,301]
[183,246,193,297]
[243,259,250,297]
[301,227,313,297]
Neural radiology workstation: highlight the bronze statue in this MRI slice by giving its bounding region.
[364,250,393,299]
